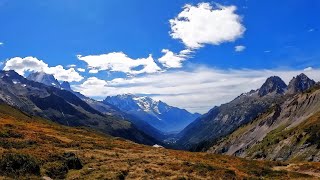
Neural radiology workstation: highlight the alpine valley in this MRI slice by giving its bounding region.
[2,1,320,179]
[1,69,320,179]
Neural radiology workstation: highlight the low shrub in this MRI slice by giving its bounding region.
[0,129,24,138]
[43,152,83,179]
[43,161,69,179]
[0,153,40,177]
[193,163,216,172]
[0,139,37,149]
[63,152,83,170]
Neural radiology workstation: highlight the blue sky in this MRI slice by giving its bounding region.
[1,0,320,113]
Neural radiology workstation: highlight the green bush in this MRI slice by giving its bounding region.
[0,153,40,177]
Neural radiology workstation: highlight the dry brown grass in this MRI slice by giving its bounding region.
[0,104,319,179]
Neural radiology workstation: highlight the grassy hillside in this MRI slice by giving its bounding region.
[0,104,319,179]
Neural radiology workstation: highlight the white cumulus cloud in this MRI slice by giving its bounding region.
[158,49,192,68]
[45,65,83,82]
[77,52,162,75]
[3,56,83,82]
[3,57,47,74]
[169,3,245,49]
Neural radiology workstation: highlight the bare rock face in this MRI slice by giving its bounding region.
[287,73,316,94]
[27,72,61,89]
[60,81,72,91]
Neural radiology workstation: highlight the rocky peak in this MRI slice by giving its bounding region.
[258,76,287,97]
[27,72,61,88]
[287,73,315,94]
[0,70,25,84]
[0,70,22,79]
[61,81,72,91]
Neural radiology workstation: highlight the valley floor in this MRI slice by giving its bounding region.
[0,104,320,179]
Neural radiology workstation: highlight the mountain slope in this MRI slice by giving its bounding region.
[0,104,316,179]
[209,83,320,162]
[27,72,121,116]
[27,72,166,141]
[176,76,288,150]
[0,70,157,145]
[103,94,200,133]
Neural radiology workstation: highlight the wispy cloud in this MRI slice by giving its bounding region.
[235,45,246,52]
[73,66,320,113]
[308,28,315,32]
[67,64,77,68]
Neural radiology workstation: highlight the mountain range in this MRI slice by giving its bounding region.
[176,73,317,151]
[0,70,158,145]
[2,70,320,162]
[209,80,320,161]
[23,71,199,141]
[103,94,200,133]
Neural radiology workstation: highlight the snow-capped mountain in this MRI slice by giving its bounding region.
[27,72,61,88]
[103,94,201,133]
